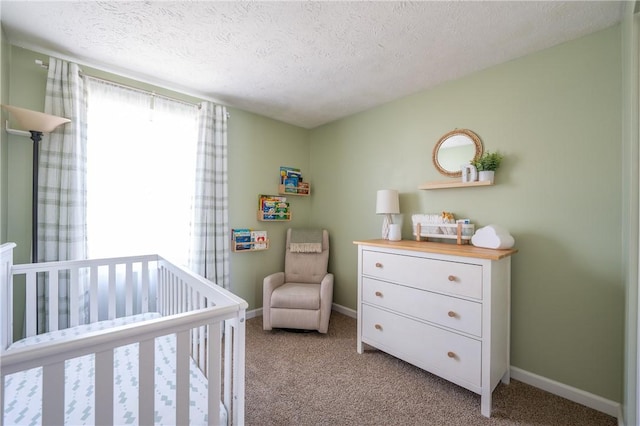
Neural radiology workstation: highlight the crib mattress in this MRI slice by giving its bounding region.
[3,313,227,426]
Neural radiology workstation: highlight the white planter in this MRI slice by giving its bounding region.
[478,170,495,183]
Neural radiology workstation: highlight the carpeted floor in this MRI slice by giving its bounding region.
[245,312,616,426]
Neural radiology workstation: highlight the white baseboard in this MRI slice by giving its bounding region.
[510,366,620,420]
[332,303,356,318]
[246,308,262,320]
[247,304,354,320]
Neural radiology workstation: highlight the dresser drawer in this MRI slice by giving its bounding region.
[362,304,481,389]
[362,250,482,299]
[362,277,482,337]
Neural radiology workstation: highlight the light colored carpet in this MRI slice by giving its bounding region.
[245,312,616,426]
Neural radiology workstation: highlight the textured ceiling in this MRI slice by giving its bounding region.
[0,1,625,129]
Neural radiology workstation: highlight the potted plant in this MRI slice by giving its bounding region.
[471,151,503,183]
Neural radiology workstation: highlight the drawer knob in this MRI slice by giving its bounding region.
[375,291,383,297]
[374,324,383,331]
[375,262,383,268]
[447,351,456,359]
[447,311,457,318]
[448,275,457,282]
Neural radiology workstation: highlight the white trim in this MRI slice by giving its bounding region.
[332,303,356,318]
[510,366,620,419]
[246,308,262,320]
[247,304,354,321]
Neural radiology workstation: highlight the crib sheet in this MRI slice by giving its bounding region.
[3,313,226,426]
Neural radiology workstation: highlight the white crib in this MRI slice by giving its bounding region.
[0,242,247,426]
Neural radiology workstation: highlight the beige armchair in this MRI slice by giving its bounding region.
[263,228,333,333]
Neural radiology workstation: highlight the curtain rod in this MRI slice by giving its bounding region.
[35,59,231,117]
[81,73,201,109]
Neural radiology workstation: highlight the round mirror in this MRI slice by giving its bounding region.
[432,129,483,178]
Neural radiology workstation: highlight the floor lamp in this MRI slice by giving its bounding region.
[2,104,71,263]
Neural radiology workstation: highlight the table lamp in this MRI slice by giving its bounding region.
[375,189,399,240]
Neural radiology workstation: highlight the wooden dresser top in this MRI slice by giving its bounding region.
[353,239,518,261]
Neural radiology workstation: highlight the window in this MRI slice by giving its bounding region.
[86,78,198,265]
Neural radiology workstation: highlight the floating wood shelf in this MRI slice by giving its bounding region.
[278,184,310,196]
[232,239,270,252]
[418,180,493,190]
[257,210,291,221]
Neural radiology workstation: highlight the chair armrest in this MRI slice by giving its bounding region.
[320,273,334,301]
[320,273,334,290]
[319,273,334,333]
[263,271,285,295]
[263,271,285,331]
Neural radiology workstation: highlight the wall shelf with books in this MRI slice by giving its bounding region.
[278,183,310,196]
[232,229,269,252]
[257,211,291,221]
[279,166,311,196]
[258,194,291,222]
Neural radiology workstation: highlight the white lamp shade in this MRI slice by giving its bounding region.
[376,189,400,214]
[2,104,70,132]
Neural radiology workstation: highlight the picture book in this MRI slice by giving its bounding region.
[251,230,268,249]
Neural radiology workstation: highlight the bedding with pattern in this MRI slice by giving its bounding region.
[3,313,225,426]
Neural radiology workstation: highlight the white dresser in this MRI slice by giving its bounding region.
[354,239,517,417]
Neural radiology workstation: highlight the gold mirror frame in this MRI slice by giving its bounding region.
[432,129,483,178]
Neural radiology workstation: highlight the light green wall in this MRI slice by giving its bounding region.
[227,108,310,309]
[2,24,628,407]
[4,46,50,340]
[309,26,623,402]
[5,47,48,265]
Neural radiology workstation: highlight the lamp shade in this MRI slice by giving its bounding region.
[2,104,70,132]
[376,189,400,214]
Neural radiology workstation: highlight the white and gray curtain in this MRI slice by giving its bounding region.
[37,57,88,332]
[188,102,230,289]
[34,58,228,331]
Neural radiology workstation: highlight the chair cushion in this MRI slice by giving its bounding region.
[270,283,320,310]
[284,229,329,284]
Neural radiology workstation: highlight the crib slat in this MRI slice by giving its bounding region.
[25,272,36,336]
[176,330,190,425]
[139,338,155,425]
[173,273,177,313]
[90,265,98,322]
[159,267,165,315]
[125,263,133,316]
[199,295,206,371]
[209,322,222,426]
[42,360,65,425]
[224,321,232,410]
[70,267,79,327]
[108,264,116,319]
[170,274,176,315]
[95,349,114,425]
[232,316,246,426]
[178,276,183,313]
[141,261,149,313]
[48,271,59,332]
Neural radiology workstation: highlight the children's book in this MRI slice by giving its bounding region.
[251,230,268,249]
[232,228,252,250]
